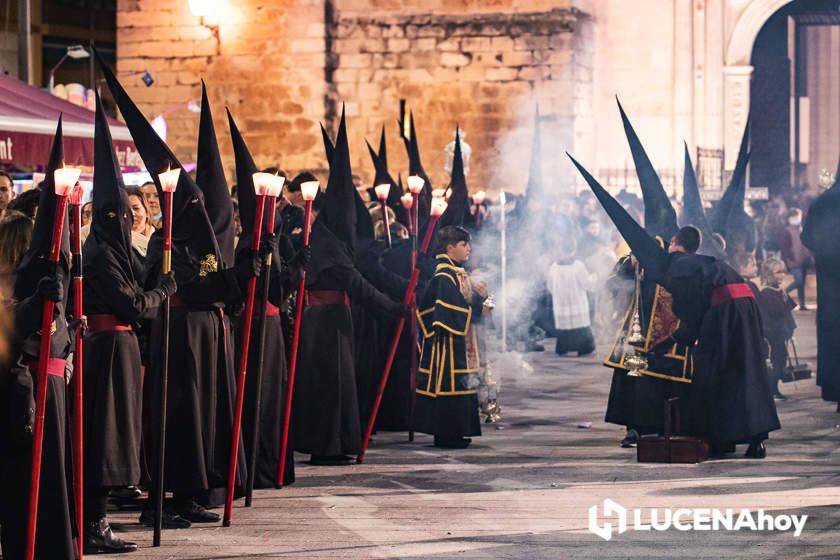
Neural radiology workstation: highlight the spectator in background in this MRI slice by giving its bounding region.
[81,201,93,227]
[126,187,155,259]
[7,187,39,220]
[0,171,15,220]
[547,237,596,357]
[0,210,32,300]
[780,208,812,310]
[758,257,797,400]
[139,181,162,228]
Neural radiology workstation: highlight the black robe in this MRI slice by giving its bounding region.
[0,285,75,560]
[143,236,246,497]
[414,254,482,440]
[352,238,409,427]
[82,242,166,487]
[801,188,840,403]
[293,220,399,457]
[756,286,796,386]
[659,253,780,444]
[234,231,296,488]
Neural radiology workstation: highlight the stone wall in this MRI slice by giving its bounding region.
[115,0,589,193]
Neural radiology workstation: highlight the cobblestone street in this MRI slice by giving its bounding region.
[105,311,840,559]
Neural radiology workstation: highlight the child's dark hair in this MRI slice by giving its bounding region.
[435,225,470,254]
[673,225,701,254]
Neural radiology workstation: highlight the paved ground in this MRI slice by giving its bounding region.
[106,310,840,559]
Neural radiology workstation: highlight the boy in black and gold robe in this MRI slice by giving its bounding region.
[415,226,485,448]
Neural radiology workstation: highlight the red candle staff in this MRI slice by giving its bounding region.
[277,179,320,487]
[358,196,447,463]
[25,165,80,560]
[400,193,414,233]
[152,166,179,547]
[472,190,485,229]
[68,182,84,560]
[224,173,277,525]
[374,183,392,248]
[244,174,284,507]
[405,175,424,443]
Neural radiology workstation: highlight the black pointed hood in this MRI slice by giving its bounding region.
[617,98,678,241]
[366,137,407,225]
[710,118,750,233]
[196,82,235,267]
[526,105,543,200]
[97,50,218,260]
[680,142,725,259]
[89,91,134,278]
[440,128,470,228]
[227,108,259,239]
[321,122,335,167]
[14,117,71,300]
[377,125,388,168]
[403,111,433,234]
[321,107,358,251]
[568,153,668,281]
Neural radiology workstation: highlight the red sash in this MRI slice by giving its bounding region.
[87,314,132,333]
[265,301,280,317]
[27,357,67,378]
[711,283,755,307]
[305,290,350,307]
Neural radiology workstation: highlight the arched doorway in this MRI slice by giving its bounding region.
[730,0,840,197]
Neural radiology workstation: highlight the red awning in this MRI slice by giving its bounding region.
[0,73,140,171]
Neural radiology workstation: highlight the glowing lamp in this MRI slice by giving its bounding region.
[473,190,486,205]
[300,180,320,202]
[374,183,391,201]
[267,174,286,198]
[407,175,424,195]
[400,193,413,209]
[430,197,447,217]
[54,167,81,196]
[431,188,446,199]
[158,167,180,193]
[252,172,275,196]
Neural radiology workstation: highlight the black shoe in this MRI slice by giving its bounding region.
[84,518,138,554]
[526,343,545,352]
[139,508,192,529]
[175,500,221,523]
[745,440,767,459]
[309,454,354,466]
[620,429,639,448]
[110,486,142,500]
[433,437,471,449]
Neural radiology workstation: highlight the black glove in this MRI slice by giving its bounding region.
[278,234,296,261]
[290,246,311,269]
[259,233,278,261]
[234,249,262,284]
[156,272,178,297]
[37,275,62,303]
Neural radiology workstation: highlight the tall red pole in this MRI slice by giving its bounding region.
[407,192,419,443]
[223,193,267,526]
[277,198,313,487]
[358,214,440,463]
[153,169,178,548]
[68,185,84,560]
[25,189,70,560]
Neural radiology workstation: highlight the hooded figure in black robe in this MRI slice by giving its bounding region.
[571,153,780,458]
[0,119,76,560]
[680,143,728,260]
[603,100,691,443]
[801,159,840,406]
[81,92,175,553]
[710,121,755,259]
[99,57,256,524]
[228,109,303,487]
[293,108,405,464]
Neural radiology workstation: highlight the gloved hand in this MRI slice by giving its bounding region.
[37,275,63,303]
[156,272,178,297]
[234,249,262,284]
[259,233,278,261]
[290,246,311,269]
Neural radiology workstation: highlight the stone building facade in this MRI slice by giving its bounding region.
[115,0,838,196]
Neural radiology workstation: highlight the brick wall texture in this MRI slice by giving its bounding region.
[116,0,590,193]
